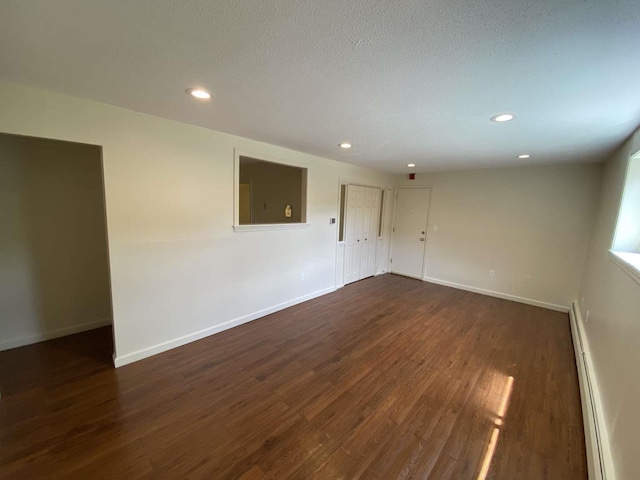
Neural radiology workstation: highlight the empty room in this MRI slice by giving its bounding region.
[0,2,638,480]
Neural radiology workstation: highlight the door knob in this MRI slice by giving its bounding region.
[357,239,360,242]
[420,238,425,241]
[421,231,426,234]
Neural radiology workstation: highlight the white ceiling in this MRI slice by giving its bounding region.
[1,1,639,173]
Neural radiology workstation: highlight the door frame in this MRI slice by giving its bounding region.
[389,186,433,281]
[0,132,117,365]
[335,178,389,288]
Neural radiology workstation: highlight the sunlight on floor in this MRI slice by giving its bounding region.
[477,375,514,480]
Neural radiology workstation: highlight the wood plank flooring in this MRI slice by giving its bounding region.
[0,274,587,479]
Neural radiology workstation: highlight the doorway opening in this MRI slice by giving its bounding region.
[0,133,115,396]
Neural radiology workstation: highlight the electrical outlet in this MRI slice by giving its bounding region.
[433,225,438,232]
[300,272,305,281]
[489,269,495,278]
[524,275,531,284]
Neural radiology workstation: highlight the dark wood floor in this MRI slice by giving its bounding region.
[0,274,586,479]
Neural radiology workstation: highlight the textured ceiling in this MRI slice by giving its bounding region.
[1,1,640,173]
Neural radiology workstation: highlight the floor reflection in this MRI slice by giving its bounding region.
[477,375,514,480]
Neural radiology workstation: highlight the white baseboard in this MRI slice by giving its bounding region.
[422,276,569,312]
[113,286,337,368]
[0,318,112,352]
[570,302,616,480]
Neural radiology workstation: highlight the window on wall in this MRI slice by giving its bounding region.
[377,190,385,238]
[338,184,347,242]
[235,154,308,231]
[610,150,640,282]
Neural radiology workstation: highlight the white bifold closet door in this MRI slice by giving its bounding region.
[344,184,380,285]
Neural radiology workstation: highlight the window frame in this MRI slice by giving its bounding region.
[610,149,640,284]
[337,182,348,244]
[377,189,386,239]
[233,149,310,232]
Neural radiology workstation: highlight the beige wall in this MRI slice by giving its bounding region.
[578,127,640,480]
[239,159,304,224]
[0,133,112,350]
[395,163,602,309]
[0,81,395,364]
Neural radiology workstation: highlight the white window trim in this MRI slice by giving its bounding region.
[337,181,348,244]
[233,223,311,232]
[377,188,392,240]
[608,148,640,284]
[608,250,640,285]
[233,148,309,232]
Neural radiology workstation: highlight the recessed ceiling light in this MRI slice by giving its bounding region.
[186,88,212,100]
[407,163,416,168]
[490,113,515,122]
[339,142,352,149]
[518,154,531,159]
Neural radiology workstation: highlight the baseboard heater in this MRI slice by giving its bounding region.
[569,302,609,480]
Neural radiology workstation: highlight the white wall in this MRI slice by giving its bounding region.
[394,163,602,310]
[0,134,112,350]
[0,81,394,365]
[578,127,640,480]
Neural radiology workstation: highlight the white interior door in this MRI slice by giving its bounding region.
[390,187,431,279]
[344,184,380,285]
